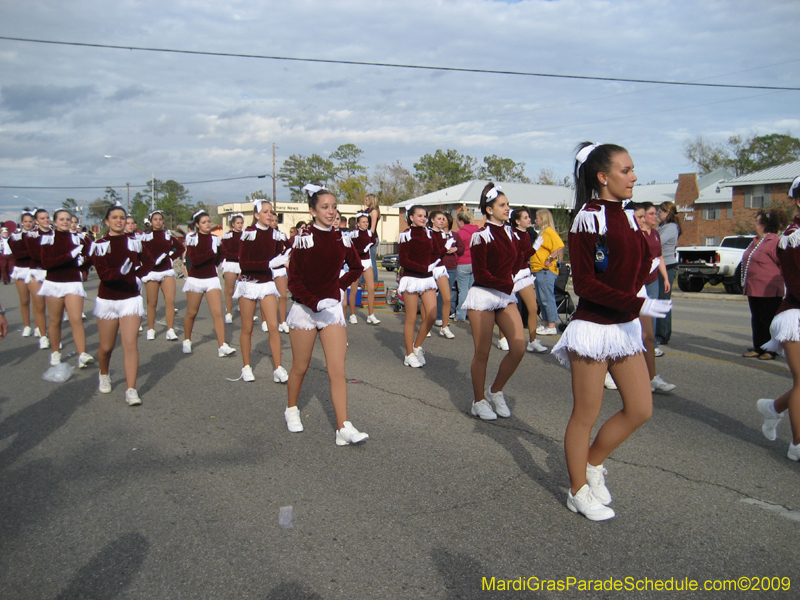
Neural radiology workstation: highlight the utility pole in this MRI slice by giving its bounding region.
[272,143,278,203]
[126,183,130,212]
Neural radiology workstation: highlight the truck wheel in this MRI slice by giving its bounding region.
[724,265,743,295]
[678,277,705,293]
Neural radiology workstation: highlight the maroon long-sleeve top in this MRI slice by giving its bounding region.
[350,228,376,259]
[39,229,88,283]
[141,230,185,273]
[399,226,444,279]
[775,215,800,314]
[25,228,52,270]
[7,229,33,268]
[288,225,363,309]
[436,230,464,271]
[239,224,286,284]
[185,232,223,279]
[569,199,651,325]
[221,230,243,262]
[469,221,518,295]
[91,234,152,300]
[512,228,537,274]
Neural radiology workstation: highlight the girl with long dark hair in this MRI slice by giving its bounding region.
[6,210,37,338]
[25,208,52,349]
[221,213,244,324]
[141,210,184,341]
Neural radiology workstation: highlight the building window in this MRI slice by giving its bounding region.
[703,203,720,220]
[745,185,771,208]
[703,237,720,246]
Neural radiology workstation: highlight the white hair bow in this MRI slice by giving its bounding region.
[791,176,800,197]
[576,144,598,169]
[229,212,245,222]
[486,185,502,202]
[149,210,163,220]
[192,209,206,220]
[302,184,328,197]
[355,211,370,219]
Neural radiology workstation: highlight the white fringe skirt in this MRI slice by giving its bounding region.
[432,265,447,280]
[140,268,175,283]
[551,318,644,368]
[10,266,30,282]
[26,268,46,284]
[183,276,221,294]
[762,309,800,355]
[398,275,437,295]
[94,296,145,320]
[233,280,280,301]
[461,286,515,312]
[287,302,346,330]
[272,267,287,279]
[38,280,86,298]
[512,274,535,294]
[221,260,241,275]
[360,258,373,271]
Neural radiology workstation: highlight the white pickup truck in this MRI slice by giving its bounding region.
[675,235,755,294]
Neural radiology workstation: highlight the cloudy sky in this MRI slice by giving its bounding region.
[1,0,798,222]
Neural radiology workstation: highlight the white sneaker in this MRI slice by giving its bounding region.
[654,347,665,357]
[471,399,497,421]
[404,353,423,368]
[527,339,547,353]
[182,340,192,354]
[349,314,358,324]
[241,365,255,382]
[40,336,50,349]
[536,325,548,335]
[50,351,61,366]
[279,322,290,333]
[439,326,455,339]
[604,372,617,390]
[81,312,86,320]
[485,386,510,417]
[497,337,509,351]
[567,485,615,521]
[165,328,178,341]
[285,406,304,432]
[651,375,676,393]
[22,326,32,337]
[146,329,156,340]
[98,373,112,394]
[413,346,426,366]
[366,314,381,325]
[225,313,233,324]
[78,352,95,369]
[34,327,41,337]
[788,442,800,462]
[139,325,143,331]
[586,463,612,505]
[273,365,289,383]
[261,321,269,332]
[218,343,236,357]
[125,388,142,406]
[63,313,68,322]
[757,398,784,442]
[336,421,369,446]
[426,331,431,337]
[253,315,259,321]
[434,319,443,327]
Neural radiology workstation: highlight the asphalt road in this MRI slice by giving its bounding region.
[0,274,797,599]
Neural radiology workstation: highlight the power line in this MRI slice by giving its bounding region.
[0,174,268,191]
[1,36,798,92]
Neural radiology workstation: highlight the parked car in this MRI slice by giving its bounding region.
[381,254,399,271]
[675,234,755,294]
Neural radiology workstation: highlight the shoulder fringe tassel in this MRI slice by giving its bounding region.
[222,231,234,240]
[90,240,111,257]
[40,233,55,245]
[211,236,221,252]
[624,209,639,231]
[570,205,607,235]
[141,232,154,242]
[398,230,412,244]
[273,229,287,242]
[241,229,257,242]
[184,232,198,247]
[127,238,142,253]
[470,227,494,248]
[340,231,352,248]
[779,228,800,250]
[292,233,314,250]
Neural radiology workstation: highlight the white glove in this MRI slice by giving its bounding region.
[445,238,456,250]
[120,257,133,275]
[316,298,339,312]
[427,258,441,272]
[269,253,290,269]
[70,246,82,259]
[513,268,531,283]
[77,255,84,267]
[640,298,671,319]
[155,252,167,265]
[636,285,647,299]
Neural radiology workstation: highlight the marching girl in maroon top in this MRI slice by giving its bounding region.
[233,199,289,384]
[497,207,546,353]
[426,210,460,339]
[38,209,94,369]
[398,206,443,368]
[461,184,526,421]
[552,143,670,521]
[6,209,36,337]
[182,210,236,358]
[91,204,153,405]
[267,212,291,334]
[284,184,368,446]
[758,176,800,462]
[140,210,184,341]
[221,213,244,324]
[25,208,52,349]
[346,212,380,325]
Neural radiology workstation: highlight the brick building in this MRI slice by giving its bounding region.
[674,162,800,246]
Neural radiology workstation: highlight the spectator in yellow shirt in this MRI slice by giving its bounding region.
[530,209,565,335]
